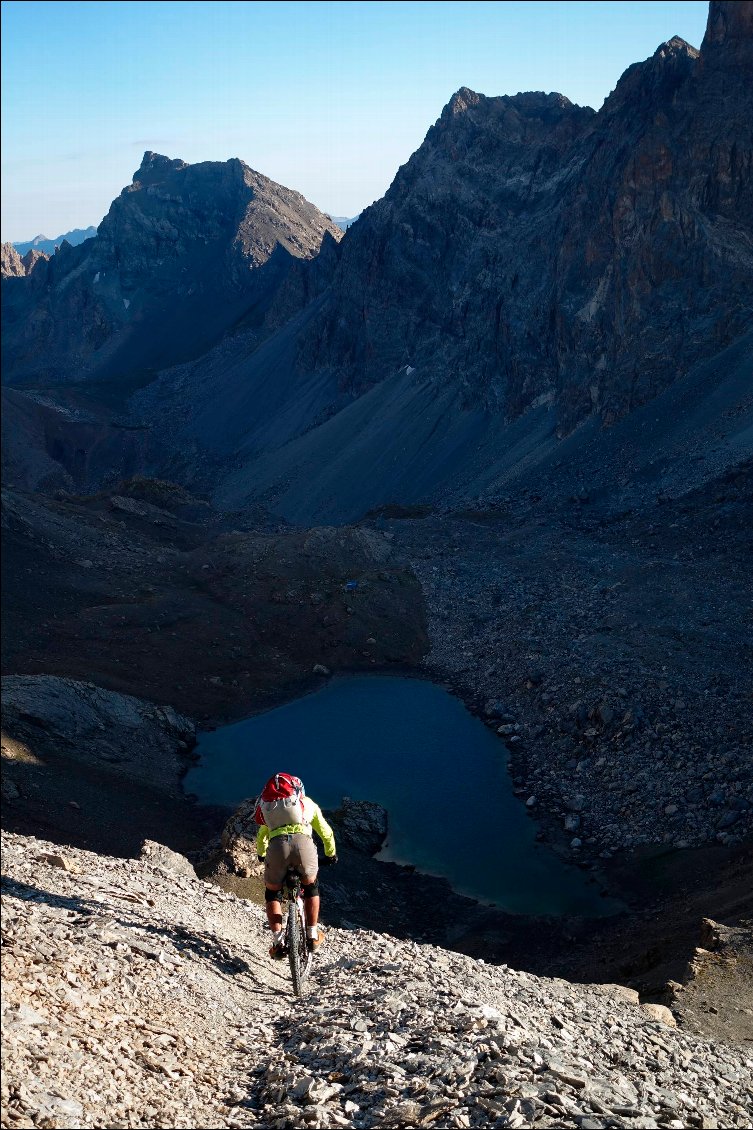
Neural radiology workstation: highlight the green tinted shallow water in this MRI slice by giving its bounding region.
[186,675,620,916]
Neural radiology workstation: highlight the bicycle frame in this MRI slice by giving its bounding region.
[282,868,312,995]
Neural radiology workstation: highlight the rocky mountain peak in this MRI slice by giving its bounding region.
[133,150,189,184]
[655,35,700,61]
[602,34,699,118]
[438,86,586,135]
[242,0,750,512]
[20,248,48,275]
[701,0,753,65]
[445,85,482,116]
[1,242,26,278]
[2,154,342,386]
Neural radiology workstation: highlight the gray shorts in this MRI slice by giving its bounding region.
[264,833,319,887]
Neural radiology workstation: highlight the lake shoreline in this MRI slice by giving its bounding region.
[196,789,751,1003]
[187,671,751,1003]
[186,674,613,917]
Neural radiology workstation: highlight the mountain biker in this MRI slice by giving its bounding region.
[255,773,337,959]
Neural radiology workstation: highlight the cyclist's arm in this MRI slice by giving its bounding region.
[308,800,337,858]
[256,823,270,858]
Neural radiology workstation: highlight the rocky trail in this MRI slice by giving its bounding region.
[2,830,752,1130]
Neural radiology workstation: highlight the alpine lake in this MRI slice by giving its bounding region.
[186,675,620,917]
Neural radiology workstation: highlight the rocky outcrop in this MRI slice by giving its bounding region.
[20,248,48,275]
[1,675,195,794]
[218,796,260,877]
[0,674,202,858]
[293,1,752,435]
[1,242,26,277]
[1,152,342,387]
[1,244,49,278]
[331,796,388,854]
[138,838,196,878]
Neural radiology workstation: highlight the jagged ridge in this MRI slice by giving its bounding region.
[292,1,752,434]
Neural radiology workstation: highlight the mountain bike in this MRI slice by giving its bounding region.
[282,868,312,996]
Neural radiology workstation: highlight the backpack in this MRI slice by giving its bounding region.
[254,772,308,830]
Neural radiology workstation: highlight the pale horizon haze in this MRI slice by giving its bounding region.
[2,0,709,242]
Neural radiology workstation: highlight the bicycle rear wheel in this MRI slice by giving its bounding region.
[287,900,309,996]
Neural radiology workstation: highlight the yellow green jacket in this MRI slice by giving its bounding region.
[256,795,337,859]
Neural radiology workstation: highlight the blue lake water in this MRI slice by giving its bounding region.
[186,675,619,916]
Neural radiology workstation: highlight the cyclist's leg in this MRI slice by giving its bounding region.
[265,883,283,933]
[263,838,290,934]
[300,876,320,930]
[291,835,321,933]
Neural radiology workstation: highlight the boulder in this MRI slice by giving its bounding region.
[331,797,389,855]
[1,675,195,794]
[220,797,261,877]
[642,1002,677,1026]
[139,839,196,879]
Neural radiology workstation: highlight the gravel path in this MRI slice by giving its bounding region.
[2,830,751,1129]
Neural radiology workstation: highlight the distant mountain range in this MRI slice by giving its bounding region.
[328,215,359,231]
[12,226,97,256]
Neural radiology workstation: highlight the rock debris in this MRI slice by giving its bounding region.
[2,830,751,1129]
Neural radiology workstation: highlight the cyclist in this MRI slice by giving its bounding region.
[254,772,337,959]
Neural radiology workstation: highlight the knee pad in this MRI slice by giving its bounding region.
[302,879,319,900]
[265,887,281,903]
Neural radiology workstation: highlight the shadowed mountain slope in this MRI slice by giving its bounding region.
[2,3,751,523]
[285,1,752,433]
[1,152,341,389]
[127,1,753,520]
[213,329,753,522]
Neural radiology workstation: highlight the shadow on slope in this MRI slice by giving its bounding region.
[211,331,753,524]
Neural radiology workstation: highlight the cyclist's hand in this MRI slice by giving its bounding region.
[322,854,338,866]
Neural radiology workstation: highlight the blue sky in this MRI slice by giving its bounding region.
[2,1,709,241]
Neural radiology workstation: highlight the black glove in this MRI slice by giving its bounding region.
[257,855,265,863]
[322,854,338,866]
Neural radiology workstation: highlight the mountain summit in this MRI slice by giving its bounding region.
[288,0,751,437]
[2,155,341,386]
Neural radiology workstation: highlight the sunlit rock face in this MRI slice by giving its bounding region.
[1,242,26,278]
